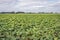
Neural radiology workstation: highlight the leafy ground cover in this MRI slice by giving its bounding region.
[0,14,60,40]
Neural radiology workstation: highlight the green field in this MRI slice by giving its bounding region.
[0,14,60,40]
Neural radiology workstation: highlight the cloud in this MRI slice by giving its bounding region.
[17,0,60,12]
[0,0,60,12]
[0,0,17,12]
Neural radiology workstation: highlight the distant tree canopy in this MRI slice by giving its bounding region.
[0,12,25,14]
[0,12,59,14]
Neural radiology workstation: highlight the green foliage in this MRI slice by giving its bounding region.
[0,14,60,40]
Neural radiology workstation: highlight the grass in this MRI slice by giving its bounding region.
[0,14,60,40]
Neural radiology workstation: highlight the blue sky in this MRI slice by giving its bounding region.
[0,0,60,12]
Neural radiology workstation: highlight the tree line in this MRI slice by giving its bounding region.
[0,12,59,14]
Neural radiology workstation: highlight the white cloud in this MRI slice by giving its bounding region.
[0,0,60,12]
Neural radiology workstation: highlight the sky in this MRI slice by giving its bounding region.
[0,0,60,12]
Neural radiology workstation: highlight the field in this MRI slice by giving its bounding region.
[0,14,60,40]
